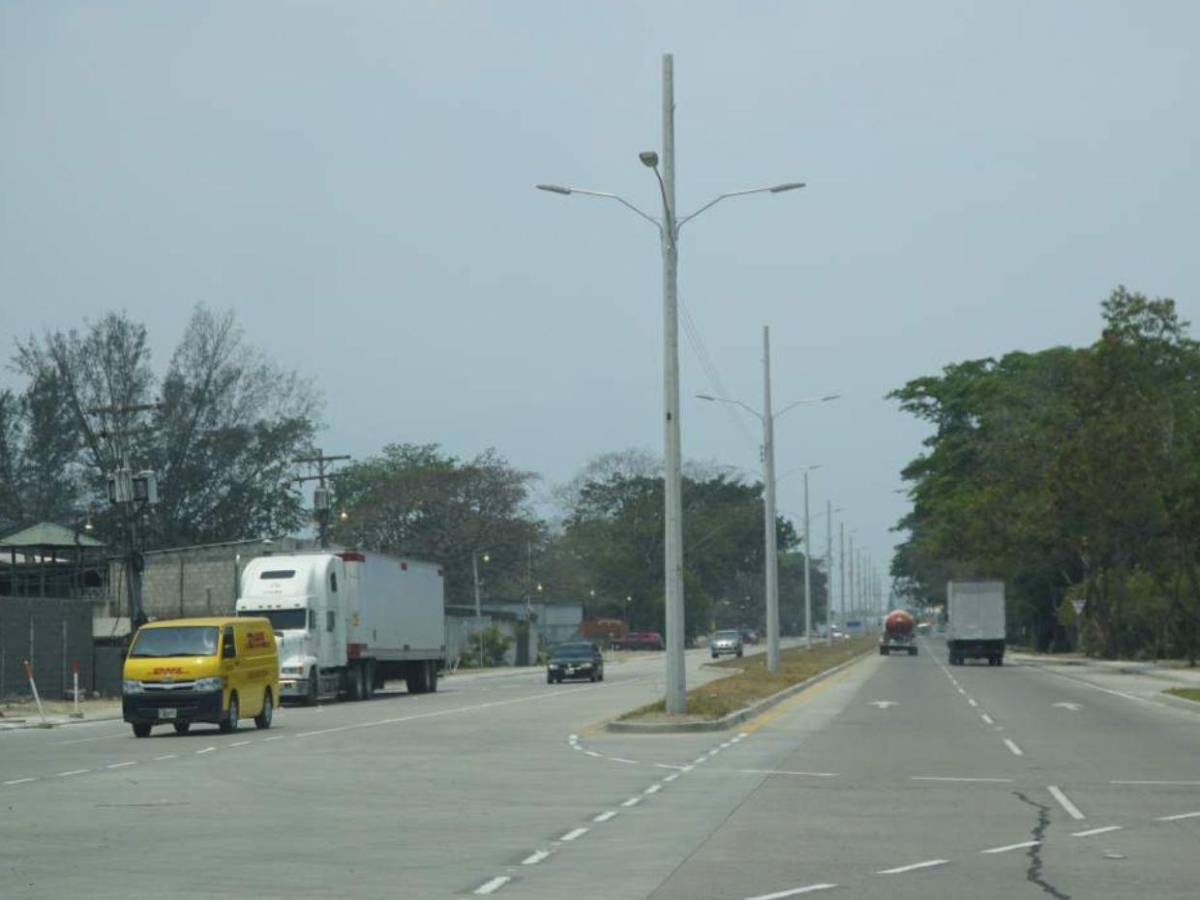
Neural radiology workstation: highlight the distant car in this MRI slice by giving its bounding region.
[710,629,744,659]
[612,631,665,651]
[547,642,604,683]
[740,629,759,645]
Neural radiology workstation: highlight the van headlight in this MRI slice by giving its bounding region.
[192,677,224,692]
[122,680,144,695]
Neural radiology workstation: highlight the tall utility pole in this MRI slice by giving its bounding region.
[293,450,350,549]
[536,54,805,713]
[803,468,813,649]
[839,523,846,633]
[825,499,834,646]
[761,326,780,672]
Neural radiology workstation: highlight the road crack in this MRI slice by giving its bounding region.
[1013,791,1070,899]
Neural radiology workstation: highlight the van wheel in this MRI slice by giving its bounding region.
[173,722,191,735]
[255,690,273,729]
[132,723,152,738]
[219,693,239,733]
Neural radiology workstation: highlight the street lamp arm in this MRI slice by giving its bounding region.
[676,182,806,231]
[535,184,662,231]
[775,393,841,420]
[696,393,763,422]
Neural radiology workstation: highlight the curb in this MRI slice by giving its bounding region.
[1159,691,1200,715]
[0,711,123,730]
[606,650,874,734]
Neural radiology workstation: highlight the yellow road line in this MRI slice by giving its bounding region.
[739,655,872,735]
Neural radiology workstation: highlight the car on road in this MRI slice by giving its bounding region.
[710,629,744,659]
[740,629,759,645]
[547,642,604,683]
[611,631,665,651]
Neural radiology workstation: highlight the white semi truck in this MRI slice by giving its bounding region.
[235,550,446,703]
[946,579,1006,666]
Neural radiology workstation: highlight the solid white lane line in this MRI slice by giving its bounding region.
[57,769,90,777]
[105,761,137,769]
[982,840,1040,854]
[3,777,36,785]
[1111,779,1200,786]
[1048,785,1085,820]
[1073,825,1123,837]
[474,875,511,895]
[981,714,995,725]
[522,850,551,865]
[195,746,215,755]
[593,811,618,823]
[1003,739,1024,756]
[153,754,177,761]
[738,768,838,778]
[876,859,949,875]
[644,784,662,795]
[692,756,708,765]
[1158,810,1200,821]
[560,827,589,842]
[745,883,838,899]
[54,733,128,745]
[621,797,641,808]
[967,699,978,708]
[911,776,1014,783]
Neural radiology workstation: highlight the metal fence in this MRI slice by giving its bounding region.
[0,595,95,700]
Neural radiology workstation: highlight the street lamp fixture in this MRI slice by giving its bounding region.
[639,151,659,168]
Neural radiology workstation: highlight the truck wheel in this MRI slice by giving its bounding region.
[995,656,1004,667]
[910,647,918,657]
[254,690,273,729]
[219,693,239,734]
[363,662,376,700]
[348,665,365,701]
[426,661,438,693]
[880,647,887,656]
[304,669,319,706]
[173,722,191,735]
[132,722,152,738]
[405,661,428,695]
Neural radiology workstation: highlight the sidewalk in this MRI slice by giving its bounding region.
[1010,650,1200,711]
[1009,650,1200,687]
[0,697,123,729]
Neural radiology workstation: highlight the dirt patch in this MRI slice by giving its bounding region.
[619,637,875,721]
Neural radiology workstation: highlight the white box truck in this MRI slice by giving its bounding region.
[946,580,1006,666]
[235,550,445,703]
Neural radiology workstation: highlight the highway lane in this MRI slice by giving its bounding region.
[4,637,1196,899]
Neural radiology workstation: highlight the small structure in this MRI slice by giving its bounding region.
[0,522,107,599]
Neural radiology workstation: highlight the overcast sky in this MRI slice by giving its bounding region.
[3,1,1197,593]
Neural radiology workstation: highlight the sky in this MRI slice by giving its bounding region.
[2,1,1198,597]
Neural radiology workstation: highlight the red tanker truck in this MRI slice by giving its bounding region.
[879,609,918,657]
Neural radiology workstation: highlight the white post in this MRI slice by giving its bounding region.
[661,53,686,715]
[762,325,780,673]
[72,659,81,718]
[23,660,47,726]
[473,551,483,668]
[803,469,813,649]
[826,500,834,646]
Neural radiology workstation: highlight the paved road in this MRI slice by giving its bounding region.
[2,638,1197,899]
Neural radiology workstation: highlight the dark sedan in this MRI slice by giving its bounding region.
[547,642,605,683]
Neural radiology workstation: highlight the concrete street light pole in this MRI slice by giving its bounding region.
[761,326,780,672]
[803,469,813,649]
[826,499,834,647]
[839,522,846,635]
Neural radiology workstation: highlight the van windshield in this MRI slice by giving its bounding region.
[239,609,307,631]
[129,626,219,658]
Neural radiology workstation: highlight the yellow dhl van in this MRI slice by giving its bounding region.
[122,616,279,738]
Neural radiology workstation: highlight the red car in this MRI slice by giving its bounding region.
[612,631,665,651]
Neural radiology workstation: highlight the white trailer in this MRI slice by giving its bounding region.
[235,551,445,703]
[946,580,1006,666]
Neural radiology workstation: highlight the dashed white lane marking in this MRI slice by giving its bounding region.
[153,754,177,761]
[982,840,1040,854]
[522,849,551,865]
[229,740,251,747]
[474,875,511,895]
[745,883,838,899]
[560,827,589,842]
[957,688,966,695]
[568,733,579,742]
[609,757,637,765]
[1048,785,1085,820]
[1003,739,1024,757]
[876,859,949,875]
[663,773,680,783]
[967,698,978,708]
[4,777,36,785]
[1073,825,1122,837]
[585,750,603,758]
[593,810,618,823]
[911,776,1013,783]
[56,769,90,777]
[105,761,137,769]
[643,784,662,795]
[261,736,284,742]
[980,714,995,725]
[196,746,216,755]
[1111,779,1200,786]
[738,768,838,778]
[655,763,687,770]
[621,796,642,808]
[1158,810,1200,822]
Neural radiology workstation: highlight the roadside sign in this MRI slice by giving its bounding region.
[1071,599,1085,616]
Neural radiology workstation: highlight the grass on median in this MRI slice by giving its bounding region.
[1165,688,1200,704]
[619,636,876,722]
